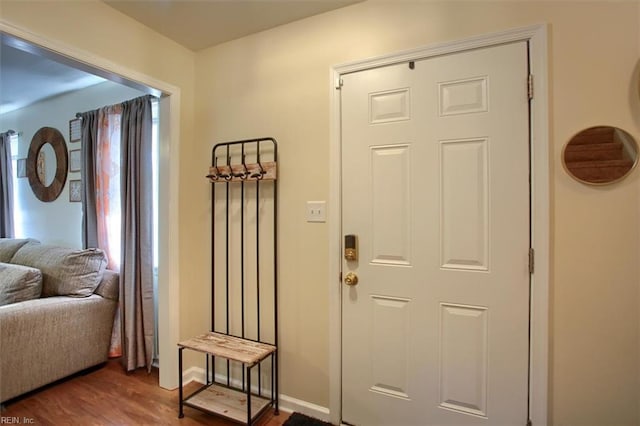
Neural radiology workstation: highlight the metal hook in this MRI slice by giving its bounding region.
[220,152,232,180]
[207,166,220,181]
[250,161,265,180]
[233,152,249,180]
[207,156,220,181]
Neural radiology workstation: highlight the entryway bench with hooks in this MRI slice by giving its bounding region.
[178,137,279,426]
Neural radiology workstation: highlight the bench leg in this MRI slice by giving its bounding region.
[178,347,184,419]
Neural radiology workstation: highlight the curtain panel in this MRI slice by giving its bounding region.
[82,106,124,359]
[120,95,154,373]
[81,110,99,249]
[80,95,155,372]
[0,131,15,238]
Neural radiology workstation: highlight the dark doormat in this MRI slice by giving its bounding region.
[283,412,333,426]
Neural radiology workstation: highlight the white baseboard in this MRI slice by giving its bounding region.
[183,367,331,422]
[182,366,205,385]
[279,394,330,422]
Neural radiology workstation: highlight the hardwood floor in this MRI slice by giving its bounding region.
[1,360,289,425]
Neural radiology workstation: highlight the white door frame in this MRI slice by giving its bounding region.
[0,19,182,390]
[328,24,549,425]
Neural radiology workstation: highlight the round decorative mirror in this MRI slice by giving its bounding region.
[38,143,56,186]
[27,127,68,202]
[563,126,638,185]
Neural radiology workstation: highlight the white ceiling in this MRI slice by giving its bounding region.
[0,0,361,115]
[104,0,362,51]
[0,36,106,115]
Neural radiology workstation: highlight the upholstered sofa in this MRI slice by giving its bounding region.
[0,238,118,402]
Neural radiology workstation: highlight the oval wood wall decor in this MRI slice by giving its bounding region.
[27,127,68,202]
[563,126,638,185]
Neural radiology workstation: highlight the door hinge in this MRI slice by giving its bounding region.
[529,248,535,274]
[528,74,534,100]
[336,77,344,90]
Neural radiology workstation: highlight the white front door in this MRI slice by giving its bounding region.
[341,42,530,425]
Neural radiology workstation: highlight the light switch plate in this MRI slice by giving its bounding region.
[306,201,326,223]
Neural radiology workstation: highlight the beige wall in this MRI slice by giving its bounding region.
[196,2,640,424]
[2,1,640,425]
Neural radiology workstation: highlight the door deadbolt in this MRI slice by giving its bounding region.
[345,234,358,261]
[344,272,359,286]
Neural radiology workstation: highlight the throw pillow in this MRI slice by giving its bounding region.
[0,238,38,263]
[11,243,107,298]
[0,262,43,306]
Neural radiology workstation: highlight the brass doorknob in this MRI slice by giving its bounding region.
[344,272,359,286]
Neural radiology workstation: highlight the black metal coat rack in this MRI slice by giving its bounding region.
[178,137,278,425]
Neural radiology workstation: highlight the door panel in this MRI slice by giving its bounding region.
[370,294,411,399]
[370,144,412,265]
[439,303,488,417]
[341,42,530,425]
[440,138,489,270]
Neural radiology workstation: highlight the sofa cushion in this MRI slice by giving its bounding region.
[94,270,119,301]
[0,238,37,263]
[0,262,43,306]
[11,244,107,298]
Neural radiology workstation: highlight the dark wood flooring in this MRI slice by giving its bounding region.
[0,360,289,425]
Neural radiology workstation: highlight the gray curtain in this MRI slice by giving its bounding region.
[0,131,15,238]
[120,95,154,372]
[80,110,99,249]
[80,95,155,372]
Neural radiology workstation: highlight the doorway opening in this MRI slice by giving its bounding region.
[0,29,180,387]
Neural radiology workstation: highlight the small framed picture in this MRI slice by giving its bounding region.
[69,118,81,142]
[69,149,81,172]
[69,180,82,202]
[16,159,26,178]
